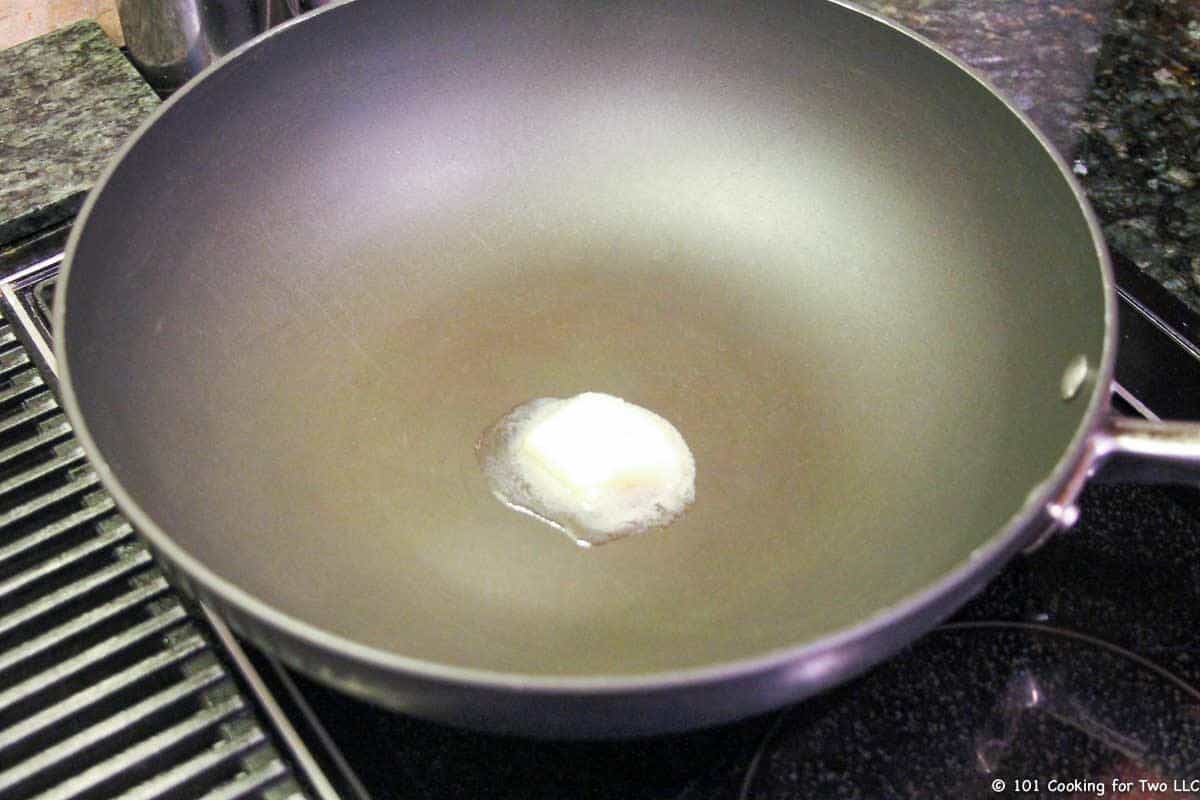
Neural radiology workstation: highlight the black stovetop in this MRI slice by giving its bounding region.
[284,481,1200,800]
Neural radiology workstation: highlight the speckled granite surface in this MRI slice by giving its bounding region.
[1075,0,1200,313]
[0,20,158,246]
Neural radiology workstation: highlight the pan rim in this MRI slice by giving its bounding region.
[52,0,1117,695]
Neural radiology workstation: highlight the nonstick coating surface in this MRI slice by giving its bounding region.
[58,0,1108,686]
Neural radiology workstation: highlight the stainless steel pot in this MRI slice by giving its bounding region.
[58,0,1200,737]
[116,0,310,91]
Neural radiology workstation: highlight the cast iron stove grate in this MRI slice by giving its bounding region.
[0,254,326,800]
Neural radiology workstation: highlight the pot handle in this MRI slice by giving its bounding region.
[1090,416,1200,485]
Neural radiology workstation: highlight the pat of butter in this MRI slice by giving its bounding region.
[477,391,695,545]
[519,393,681,500]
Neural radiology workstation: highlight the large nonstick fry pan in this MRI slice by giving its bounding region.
[55,0,1200,736]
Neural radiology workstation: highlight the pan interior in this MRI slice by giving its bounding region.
[61,0,1107,676]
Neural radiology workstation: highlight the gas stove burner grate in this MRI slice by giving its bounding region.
[0,277,319,799]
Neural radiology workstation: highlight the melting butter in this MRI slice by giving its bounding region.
[476,392,695,547]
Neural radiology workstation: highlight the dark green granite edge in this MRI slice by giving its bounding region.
[0,189,86,245]
[0,20,160,247]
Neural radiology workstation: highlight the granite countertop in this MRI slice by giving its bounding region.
[1077,1,1200,309]
[0,20,158,246]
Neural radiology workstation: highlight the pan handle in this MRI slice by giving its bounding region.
[1022,415,1199,553]
[1090,416,1200,485]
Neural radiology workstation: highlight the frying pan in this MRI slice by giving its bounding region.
[54,0,1200,736]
